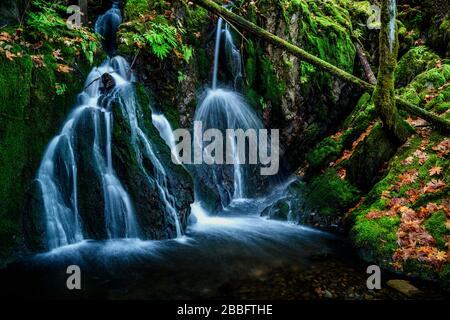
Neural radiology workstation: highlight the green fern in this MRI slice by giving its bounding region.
[142,21,178,59]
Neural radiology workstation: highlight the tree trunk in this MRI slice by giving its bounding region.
[373,0,413,143]
[191,0,450,133]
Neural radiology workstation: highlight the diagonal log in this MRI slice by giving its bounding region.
[191,0,450,132]
[354,42,377,85]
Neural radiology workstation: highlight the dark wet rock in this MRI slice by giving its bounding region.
[73,108,107,240]
[22,180,46,253]
[101,72,116,93]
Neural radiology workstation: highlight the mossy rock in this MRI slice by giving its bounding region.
[261,199,290,221]
[347,123,397,191]
[303,168,361,216]
[395,46,440,88]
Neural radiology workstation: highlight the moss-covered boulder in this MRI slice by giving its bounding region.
[395,46,440,87]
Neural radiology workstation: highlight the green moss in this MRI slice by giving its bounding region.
[0,55,33,264]
[260,57,286,105]
[353,216,399,261]
[124,0,150,20]
[0,50,96,265]
[245,40,257,88]
[424,211,450,250]
[305,168,361,216]
[307,137,343,169]
[395,46,439,87]
[413,68,446,90]
[347,122,397,190]
[195,48,210,80]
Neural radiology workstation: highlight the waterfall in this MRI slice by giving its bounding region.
[37,111,84,249]
[212,18,243,90]
[37,57,140,249]
[151,113,181,165]
[194,89,263,202]
[387,0,396,53]
[194,15,263,206]
[212,18,223,90]
[224,24,243,90]
[95,1,122,56]
[36,2,184,250]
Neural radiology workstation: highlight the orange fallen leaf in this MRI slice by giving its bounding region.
[0,32,12,42]
[422,179,446,194]
[429,166,442,176]
[57,64,73,73]
[52,49,64,61]
[337,168,346,180]
[4,50,16,61]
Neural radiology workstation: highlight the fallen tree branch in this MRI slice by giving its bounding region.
[354,42,377,85]
[192,0,450,132]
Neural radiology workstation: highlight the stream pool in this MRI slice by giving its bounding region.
[1,197,447,300]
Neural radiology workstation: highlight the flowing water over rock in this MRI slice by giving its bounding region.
[95,1,122,56]
[36,58,140,249]
[30,3,185,250]
[194,16,267,207]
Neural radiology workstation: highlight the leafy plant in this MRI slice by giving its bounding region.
[177,71,186,83]
[26,0,99,65]
[131,19,181,60]
[120,9,193,62]
[55,82,67,95]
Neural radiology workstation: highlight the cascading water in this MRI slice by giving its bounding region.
[95,1,122,56]
[37,57,140,249]
[212,18,243,90]
[194,16,263,206]
[224,23,243,90]
[387,0,396,53]
[151,113,181,165]
[36,2,183,250]
[37,112,84,249]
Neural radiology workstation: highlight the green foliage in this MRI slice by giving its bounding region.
[307,137,343,169]
[177,71,186,83]
[353,217,399,260]
[141,21,178,60]
[260,56,286,105]
[398,61,450,115]
[55,82,67,95]
[305,168,361,216]
[124,0,150,20]
[424,211,450,250]
[25,0,99,65]
[119,3,193,62]
[395,46,439,87]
